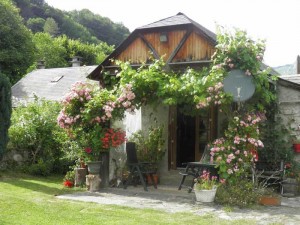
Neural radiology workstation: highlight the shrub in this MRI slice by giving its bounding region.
[8,97,74,174]
[129,125,165,164]
[26,159,52,176]
[215,179,259,208]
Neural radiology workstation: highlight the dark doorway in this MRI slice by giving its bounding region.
[176,110,195,167]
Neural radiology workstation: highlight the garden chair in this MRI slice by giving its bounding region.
[123,142,157,191]
[178,145,218,193]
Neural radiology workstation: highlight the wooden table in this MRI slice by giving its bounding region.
[178,162,217,193]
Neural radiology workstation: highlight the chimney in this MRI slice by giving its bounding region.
[70,56,82,67]
[37,60,46,69]
[297,55,300,74]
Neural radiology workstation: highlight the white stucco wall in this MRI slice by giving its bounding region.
[141,104,169,174]
[109,109,142,182]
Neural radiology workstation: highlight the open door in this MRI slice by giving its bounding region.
[168,106,217,169]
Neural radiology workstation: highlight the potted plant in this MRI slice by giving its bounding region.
[63,170,75,188]
[257,187,281,206]
[255,172,282,206]
[281,162,299,196]
[293,138,300,153]
[194,170,219,203]
[129,125,165,185]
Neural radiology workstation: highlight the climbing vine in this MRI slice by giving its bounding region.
[114,28,277,114]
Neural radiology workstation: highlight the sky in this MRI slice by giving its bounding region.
[45,0,300,67]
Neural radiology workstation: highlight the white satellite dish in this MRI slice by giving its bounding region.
[223,69,255,102]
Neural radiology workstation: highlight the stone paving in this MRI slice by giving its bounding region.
[57,185,300,225]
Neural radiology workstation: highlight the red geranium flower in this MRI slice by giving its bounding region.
[63,180,74,188]
[85,147,92,154]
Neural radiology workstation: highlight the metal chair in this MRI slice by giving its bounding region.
[123,142,157,191]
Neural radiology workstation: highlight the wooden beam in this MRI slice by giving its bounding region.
[166,29,192,64]
[138,33,160,59]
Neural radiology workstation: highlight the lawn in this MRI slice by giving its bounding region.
[0,172,255,225]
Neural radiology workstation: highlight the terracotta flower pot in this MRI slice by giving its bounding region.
[146,174,159,185]
[259,196,281,206]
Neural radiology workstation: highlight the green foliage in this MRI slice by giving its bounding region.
[8,97,71,173]
[215,179,259,208]
[212,27,277,112]
[115,29,276,114]
[27,159,52,176]
[32,32,113,68]
[69,9,130,46]
[43,17,59,37]
[0,0,35,84]
[128,125,166,163]
[27,17,45,32]
[260,115,294,163]
[64,170,75,182]
[0,73,12,160]
[33,32,68,68]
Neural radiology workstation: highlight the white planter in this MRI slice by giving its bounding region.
[194,188,217,203]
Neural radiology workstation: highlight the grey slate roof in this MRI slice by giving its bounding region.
[137,12,216,42]
[12,66,97,106]
[279,74,300,86]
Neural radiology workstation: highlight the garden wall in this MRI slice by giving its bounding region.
[277,80,300,161]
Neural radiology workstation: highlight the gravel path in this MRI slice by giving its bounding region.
[57,186,300,225]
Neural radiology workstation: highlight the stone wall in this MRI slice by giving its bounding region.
[277,81,300,161]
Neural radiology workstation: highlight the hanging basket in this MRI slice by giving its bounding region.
[194,188,217,203]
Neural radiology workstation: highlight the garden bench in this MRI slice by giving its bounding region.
[253,160,285,189]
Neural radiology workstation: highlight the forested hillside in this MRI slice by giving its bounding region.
[1,0,126,84]
[12,0,130,46]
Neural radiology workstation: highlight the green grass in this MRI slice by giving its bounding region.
[0,172,255,225]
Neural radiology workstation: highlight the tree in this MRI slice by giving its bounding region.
[32,33,113,69]
[27,17,45,32]
[0,72,12,160]
[43,17,59,37]
[32,32,68,68]
[69,9,129,45]
[0,0,35,84]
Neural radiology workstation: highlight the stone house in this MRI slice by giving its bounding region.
[88,12,223,178]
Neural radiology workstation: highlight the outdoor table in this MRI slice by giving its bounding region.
[178,162,217,193]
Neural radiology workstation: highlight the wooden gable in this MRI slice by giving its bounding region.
[89,13,217,80]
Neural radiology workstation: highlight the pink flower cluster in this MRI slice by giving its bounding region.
[57,82,94,129]
[57,110,81,129]
[210,113,265,182]
[117,84,136,114]
[196,82,224,109]
[62,82,92,106]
